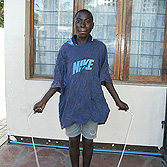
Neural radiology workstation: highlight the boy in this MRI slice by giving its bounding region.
[33,9,129,167]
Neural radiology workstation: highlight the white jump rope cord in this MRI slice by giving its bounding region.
[27,112,40,167]
[27,110,134,167]
[117,110,134,167]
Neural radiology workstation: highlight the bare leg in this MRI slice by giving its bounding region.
[82,136,93,167]
[69,134,81,167]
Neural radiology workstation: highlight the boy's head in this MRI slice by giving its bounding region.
[74,9,94,38]
[75,9,94,22]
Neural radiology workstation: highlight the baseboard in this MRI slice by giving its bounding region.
[8,135,162,155]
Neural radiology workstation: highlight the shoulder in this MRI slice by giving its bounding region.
[58,42,72,56]
[91,39,107,53]
[60,42,70,51]
[92,39,106,49]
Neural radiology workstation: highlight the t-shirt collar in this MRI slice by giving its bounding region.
[68,35,93,46]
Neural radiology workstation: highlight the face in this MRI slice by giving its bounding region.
[74,11,94,38]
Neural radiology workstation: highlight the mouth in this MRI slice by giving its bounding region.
[79,29,88,33]
[78,31,88,35]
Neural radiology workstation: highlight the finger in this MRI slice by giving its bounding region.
[33,106,36,111]
[125,105,129,111]
[41,104,45,110]
[126,104,129,109]
[33,105,39,111]
[118,107,123,111]
[37,108,43,113]
[34,108,43,113]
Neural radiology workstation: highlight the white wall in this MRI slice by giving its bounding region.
[0,28,6,119]
[5,0,167,149]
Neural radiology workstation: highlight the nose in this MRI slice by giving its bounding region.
[80,21,86,28]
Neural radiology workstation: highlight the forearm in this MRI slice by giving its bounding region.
[104,81,121,105]
[104,81,129,111]
[41,87,59,104]
[33,87,60,113]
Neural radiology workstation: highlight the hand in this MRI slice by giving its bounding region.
[33,101,46,113]
[116,100,129,111]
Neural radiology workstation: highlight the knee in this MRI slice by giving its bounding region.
[69,135,80,148]
[82,136,93,149]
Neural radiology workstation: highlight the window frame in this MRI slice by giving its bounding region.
[29,0,167,84]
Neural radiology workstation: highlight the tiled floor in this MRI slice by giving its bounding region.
[0,143,166,167]
[0,118,7,146]
[0,119,166,167]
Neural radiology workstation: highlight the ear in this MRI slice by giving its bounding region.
[92,22,94,29]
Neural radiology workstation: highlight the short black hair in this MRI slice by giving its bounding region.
[75,9,94,22]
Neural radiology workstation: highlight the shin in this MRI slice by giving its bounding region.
[69,134,81,167]
[82,136,93,167]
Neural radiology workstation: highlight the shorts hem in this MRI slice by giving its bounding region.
[66,131,81,138]
[82,133,97,140]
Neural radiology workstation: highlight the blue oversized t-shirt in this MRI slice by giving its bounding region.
[51,37,112,129]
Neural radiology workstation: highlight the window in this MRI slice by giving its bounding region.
[30,0,167,84]
[31,0,73,77]
[129,0,167,83]
[84,0,117,74]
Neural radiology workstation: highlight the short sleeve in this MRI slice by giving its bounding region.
[51,49,65,93]
[100,45,112,85]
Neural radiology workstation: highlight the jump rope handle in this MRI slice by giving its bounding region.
[28,108,43,119]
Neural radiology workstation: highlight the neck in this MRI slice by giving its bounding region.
[75,35,90,45]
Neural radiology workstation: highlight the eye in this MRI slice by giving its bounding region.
[85,19,91,24]
[76,19,81,24]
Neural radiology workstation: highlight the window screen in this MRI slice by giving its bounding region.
[33,0,73,76]
[84,0,117,74]
[130,0,166,76]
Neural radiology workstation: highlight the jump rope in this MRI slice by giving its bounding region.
[28,109,134,167]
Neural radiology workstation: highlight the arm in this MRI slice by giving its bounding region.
[33,87,59,113]
[104,81,129,111]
